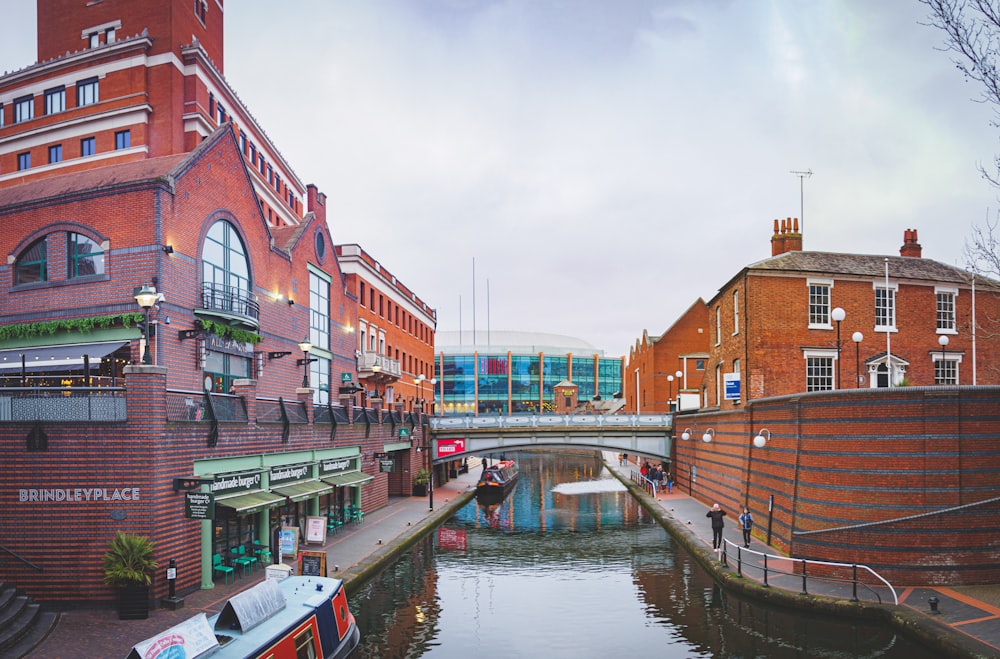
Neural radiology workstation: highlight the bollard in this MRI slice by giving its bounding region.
[928,596,940,614]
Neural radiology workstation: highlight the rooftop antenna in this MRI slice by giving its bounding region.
[791,169,812,245]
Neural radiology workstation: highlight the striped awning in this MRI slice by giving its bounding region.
[321,471,375,488]
[270,479,333,503]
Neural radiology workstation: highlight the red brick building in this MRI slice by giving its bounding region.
[673,220,1000,584]
[626,299,709,415]
[336,244,438,414]
[0,0,437,607]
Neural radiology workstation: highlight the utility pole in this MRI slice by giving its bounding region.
[791,169,812,244]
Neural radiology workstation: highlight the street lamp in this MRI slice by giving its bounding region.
[938,335,950,384]
[415,374,426,414]
[674,370,683,410]
[134,284,158,365]
[371,363,382,403]
[831,307,845,389]
[296,337,315,388]
[852,331,864,388]
[666,375,674,412]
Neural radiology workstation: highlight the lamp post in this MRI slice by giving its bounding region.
[666,375,674,412]
[297,337,314,388]
[371,363,382,403]
[415,374,426,415]
[674,370,683,411]
[831,307,845,389]
[938,335,950,384]
[134,284,158,365]
[852,331,863,388]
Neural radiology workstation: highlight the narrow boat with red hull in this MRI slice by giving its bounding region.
[475,458,518,505]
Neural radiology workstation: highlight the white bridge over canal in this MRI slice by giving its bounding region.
[427,413,675,463]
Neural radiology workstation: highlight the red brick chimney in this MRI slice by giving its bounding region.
[771,217,802,256]
[307,184,327,225]
[900,228,922,258]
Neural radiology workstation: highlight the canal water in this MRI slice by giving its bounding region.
[348,452,936,658]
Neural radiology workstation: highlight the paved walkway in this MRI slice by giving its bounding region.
[22,454,1000,658]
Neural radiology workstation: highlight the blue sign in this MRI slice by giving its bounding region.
[724,373,741,401]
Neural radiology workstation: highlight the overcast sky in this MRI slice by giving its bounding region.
[2,1,997,358]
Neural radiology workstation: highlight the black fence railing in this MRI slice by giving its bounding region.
[200,283,259,322]
[0,387,126,422]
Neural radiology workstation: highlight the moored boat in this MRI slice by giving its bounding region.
[475,458,518,505]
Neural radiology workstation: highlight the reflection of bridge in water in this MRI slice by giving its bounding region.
[428,413,674,462]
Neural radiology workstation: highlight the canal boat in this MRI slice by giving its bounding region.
[125,575,359,659]
[475,458,519,505]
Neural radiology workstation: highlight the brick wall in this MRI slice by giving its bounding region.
[675,386,1000,585]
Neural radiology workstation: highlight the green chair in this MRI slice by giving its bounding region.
[231,546,252,577]
[237,544,258,573]
[252,540,272,565]
[213,554,234,585]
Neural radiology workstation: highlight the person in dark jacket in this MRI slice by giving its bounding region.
[706,503,727,551]
[738,507,754,548]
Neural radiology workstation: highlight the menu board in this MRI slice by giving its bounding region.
[299,550,327,577]
[279,526,299,560]
[306,516,327,544]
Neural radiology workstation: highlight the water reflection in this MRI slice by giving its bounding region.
[349,452,935,658]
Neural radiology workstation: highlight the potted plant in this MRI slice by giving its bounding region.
[102,531,158,619]
[412,468,431,497]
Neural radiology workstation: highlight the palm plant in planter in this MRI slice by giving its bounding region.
[102,531,158,619]
[412,468,431,496]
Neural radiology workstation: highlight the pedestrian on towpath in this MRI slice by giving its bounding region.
[706,503,727,551]
[738,507,754,548]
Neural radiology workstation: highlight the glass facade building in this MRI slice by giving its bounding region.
[435,331,624,415]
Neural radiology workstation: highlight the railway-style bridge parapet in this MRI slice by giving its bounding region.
[427,413,674,463]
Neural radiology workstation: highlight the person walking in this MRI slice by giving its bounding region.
[665,471,673,493]
[738,507,754,548]
[650,464,662,497]
[706,503,727,551]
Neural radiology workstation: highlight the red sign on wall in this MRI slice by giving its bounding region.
[437,438,466,456]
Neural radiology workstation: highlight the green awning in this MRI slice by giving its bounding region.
[321,471,375,488]
[270,479,333,502]
[215,490,284,515]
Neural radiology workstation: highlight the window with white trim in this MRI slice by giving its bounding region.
[44,87,65,115]
[874,283,897,331]
[935,287,957,332]
[14,95,33,123]
[732,289,740,335]
[77,78,99,107]
[715,305,721,346]
[808,279,832,327]
[804,349,837,391]
[934,358,957,385]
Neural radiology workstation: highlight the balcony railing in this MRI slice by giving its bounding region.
[200,283,259,323]
[357,351,401,379]
[0,387,126,422]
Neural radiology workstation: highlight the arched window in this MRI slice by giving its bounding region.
[202,220,251,315]
[14,238,47,285]
[68,233,104,278]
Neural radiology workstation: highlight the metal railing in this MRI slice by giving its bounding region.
[0,544,43,572]
[430,412,673,430]
[721,538,898,605]
[0,387,126,422]
[200,283,259,322]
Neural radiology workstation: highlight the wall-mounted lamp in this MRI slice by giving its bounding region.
[162,245,174,254]
[680,427,693,440]
[753,428,770,448]
[268,351,292,360]
[702,428,714,443]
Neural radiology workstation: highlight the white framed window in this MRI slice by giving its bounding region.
[935,286,958,333]
[732,289,740,335]
[715,306,721,346]
[807,278,833,328]
[803,348,838,391]
[14,95,33,123]
[309,269,331,352]
[77,78,99,107]
[874,282,898,332]
[44,87,65,115]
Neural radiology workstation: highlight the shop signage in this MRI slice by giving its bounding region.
[341,372,352,382]
[724,373,741,400]
[211,471,262,496]
[437,438,466,456]
[18,487,140,502]
[185,492,215,519]
[305,516,326,544]
[270,463,311,486]
[279,526,299,559]
[319,458,355,476]
[379,459,394,473]
[205,334,253,358]
[398,427,410,438]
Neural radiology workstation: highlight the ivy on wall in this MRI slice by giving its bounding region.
[0,313,144,342]
[196,318,262,345]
